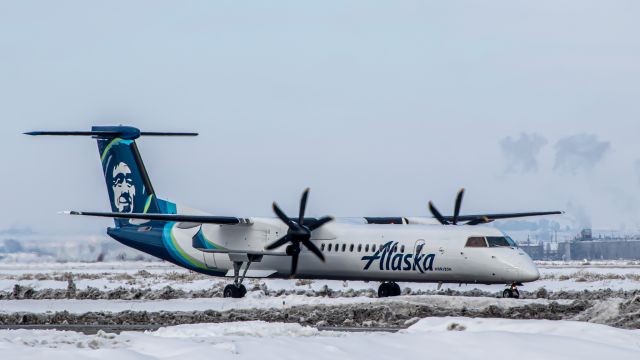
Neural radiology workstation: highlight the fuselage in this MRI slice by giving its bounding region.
[108,217,540,285]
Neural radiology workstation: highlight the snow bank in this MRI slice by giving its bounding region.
[152,321,325,338]
[0,318,637,360]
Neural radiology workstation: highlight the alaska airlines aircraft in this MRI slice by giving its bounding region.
[26,126,561,299]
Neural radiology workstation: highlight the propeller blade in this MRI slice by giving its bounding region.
[307,216,334,231]
[453,188,465,225]
[290,252,299,276]
[265,235,291,250]
[272,202,294,227]
[299,188,309,224]
[302,239,325,262]
[429,201,450,225]
[271,189,333,275]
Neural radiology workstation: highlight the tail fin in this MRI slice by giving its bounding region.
[25,125,197,227]
[95,126,159,221]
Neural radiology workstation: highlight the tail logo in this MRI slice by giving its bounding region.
[112,162,136,213]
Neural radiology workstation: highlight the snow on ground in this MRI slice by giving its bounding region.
[1,260,639,294]
[0,260,637,328]
[0,318,638,360]
[0,293,564,314]
[0,261,638,357]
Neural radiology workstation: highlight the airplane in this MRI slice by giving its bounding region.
[26,126,562,299]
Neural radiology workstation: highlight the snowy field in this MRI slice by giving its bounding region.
[1,319,638,360]
[0,261,638,358]
[1,260,639,294]
[0,261,638,317]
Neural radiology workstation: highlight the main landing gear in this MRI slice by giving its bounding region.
[502,283,521,299]
[223,258,255,299]
[378,282,402,298]
[224,283,247,298]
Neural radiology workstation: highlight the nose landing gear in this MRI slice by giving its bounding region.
[378,282,402,298]
[502,283,522,299]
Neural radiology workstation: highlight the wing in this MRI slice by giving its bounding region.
[365,211,563,225]
[444,211,563,225]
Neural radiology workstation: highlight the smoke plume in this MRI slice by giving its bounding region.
[553,134,610,174]
[499,133,548,173]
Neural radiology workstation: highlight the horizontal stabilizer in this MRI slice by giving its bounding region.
[25,126,197,140]
[63,211,251,225]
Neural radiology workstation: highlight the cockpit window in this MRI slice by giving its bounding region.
[486,236,512,247]
[505,236,518,247]
[465,237,488,248]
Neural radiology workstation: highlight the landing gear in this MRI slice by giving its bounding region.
[224,283,247,298]
[223,257,258,299]
[378,282,402,298]
[502,283,521,299]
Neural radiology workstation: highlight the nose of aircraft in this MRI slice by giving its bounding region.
[519,261,540,282]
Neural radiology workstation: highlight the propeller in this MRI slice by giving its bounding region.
[265,188,333,276]
[428,188,466,225]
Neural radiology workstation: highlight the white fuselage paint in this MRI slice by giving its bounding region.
[170,217,540,285]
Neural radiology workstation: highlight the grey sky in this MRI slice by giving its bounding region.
[1,1,639,235]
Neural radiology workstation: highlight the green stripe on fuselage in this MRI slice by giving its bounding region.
[162,223,208,270]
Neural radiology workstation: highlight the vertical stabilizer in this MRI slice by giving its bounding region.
[25,125,198,227]
[94,126,160,225]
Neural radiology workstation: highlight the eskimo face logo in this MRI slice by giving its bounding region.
[112,162,136,213]
[361,241,436,273]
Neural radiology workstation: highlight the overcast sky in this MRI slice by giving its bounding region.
[1,1,639,236]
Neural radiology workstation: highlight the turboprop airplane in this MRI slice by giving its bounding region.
[26,126,562,299]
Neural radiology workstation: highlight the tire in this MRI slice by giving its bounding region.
[223,284,247,298]
[378,283,391,298]
[223,284,237,298]
[511,289,520,299]
[502,289,513,298]
[392,283,401,296]
[238,284,247,298]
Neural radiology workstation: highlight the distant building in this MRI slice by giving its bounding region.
[520,230,640,261]
[579,228,593,241]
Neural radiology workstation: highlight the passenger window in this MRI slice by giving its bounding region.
[357,244,362,252]
[465,237,488,248]
[349,244,354,252]
[328,243,332,251]
[400,245,405,253]
[372,244,376,252]
[342,244,346,252]
[365,244,370,252]
[392,244,398,253]
[321,243,325,251]
[335,244,340,252]
[487,237,511,247]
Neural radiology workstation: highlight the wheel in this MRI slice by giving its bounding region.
[238,284,247,297]
[502,289,513,298]
[378,283,392,298]
[391,283,401,296]
[511,289,520,299]
[223,284,237,298]
[223,284,247,298]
